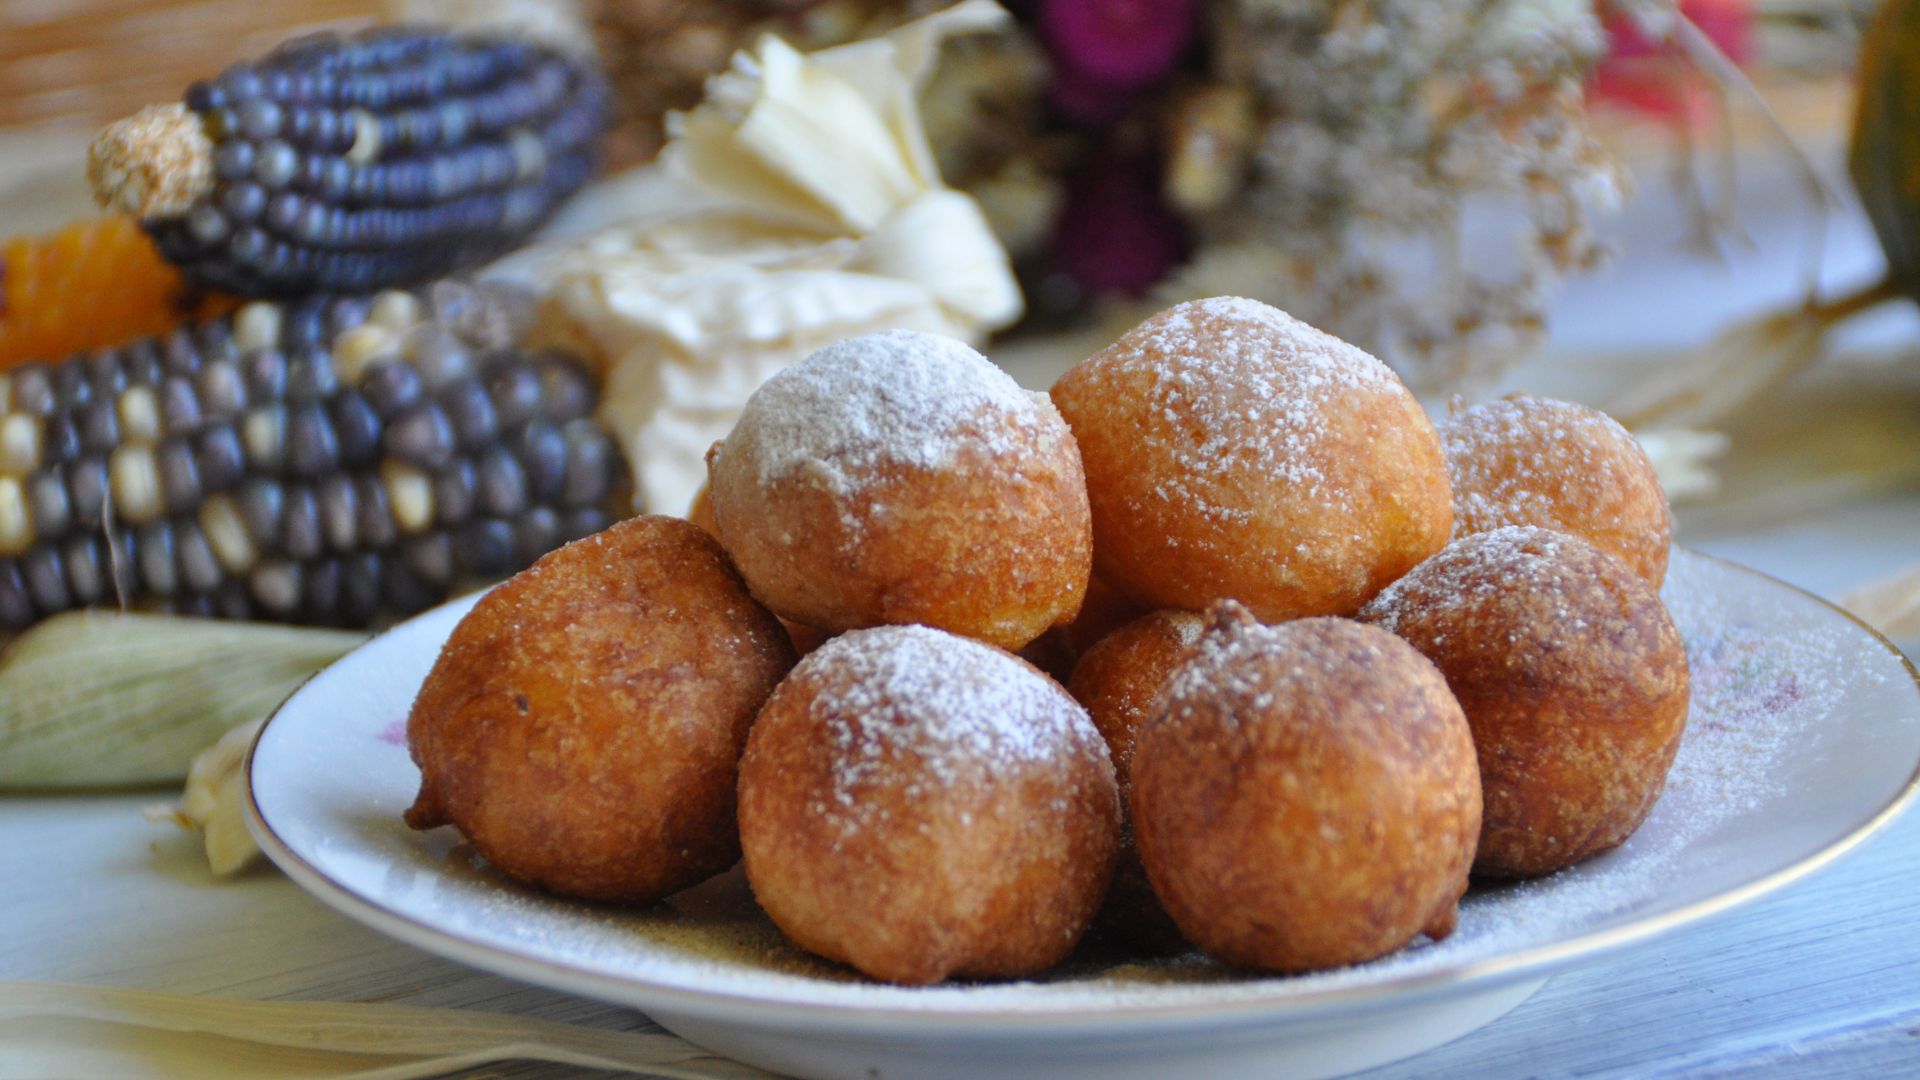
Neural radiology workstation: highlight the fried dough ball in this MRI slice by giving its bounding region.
[1067,609,1205,953]
[690,482,832,657]
[1359,526,1690,878]
[1441,393,1672,586]
[738,625,1120,985]
[1063,575,1148,658]
[1049,297,1451,622]
[404,515,796,904]
[1017,575,1149,685]
[1016,628,1080,685]
[707,329,1091,651]
[1131,605,1480,972]
[1069,610,1205,792]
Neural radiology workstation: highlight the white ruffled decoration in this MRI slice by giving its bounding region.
[503,0,1022,516]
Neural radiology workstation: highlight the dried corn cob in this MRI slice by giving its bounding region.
[0,279,624,631]
[0,217,236,372]
[88,27,607,298]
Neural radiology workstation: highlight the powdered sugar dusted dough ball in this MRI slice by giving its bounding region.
[1442,393,1672,586]
[708,329,1092,651]
[737,625,1120,985]
[1130,606,1481,972]
[1050,297,1452,621]
[1359,526,1689,878]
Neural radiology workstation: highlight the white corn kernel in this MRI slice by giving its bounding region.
[109,444,164,525]
[0,477,29,556]
[242,408,284,471]
[0,413,42,476]
[381,460,434,534]
[117,386,161,444]
[200,494,258,575]
[334,324,399,385]
[233,302,284,353]
[368,290,421,335]
[346,108,382,165]
[510,129,547,180]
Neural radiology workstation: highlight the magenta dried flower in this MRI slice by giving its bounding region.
[1051,150,1189,297]
[1039,0,1200,89]
[1046,60,1145,126]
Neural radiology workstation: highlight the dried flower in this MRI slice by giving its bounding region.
[1052,150,1190,296]
[1150,0,1631,389]
[1039,0,1202,87]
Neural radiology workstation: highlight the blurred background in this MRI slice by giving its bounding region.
[1,0,1916,641]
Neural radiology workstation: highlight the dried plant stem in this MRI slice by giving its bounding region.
[1614,275,1898,430]
[1809,273,1901,323]
[1669,13,1842,207]
[1700,71,1750,255]
[1842,561,1920,638]
[1666,11,1837,296]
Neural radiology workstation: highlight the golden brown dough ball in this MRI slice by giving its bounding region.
[1016,575,1149,685]
[1441,393,1672,586]
[694,471,864,658]
[707,329,1091,652]
[1050,297,1452,622]
[404,515,796,903]
[1131,605,1480,972]
[1067,609,1205,953]
[1068,610,1206,794]
[1358,526,1690,878]
[738,625,1120,985]
[1062,574,1148,660]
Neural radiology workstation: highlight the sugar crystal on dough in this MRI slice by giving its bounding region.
[725,329,1044,494]
[799,625,1102,830]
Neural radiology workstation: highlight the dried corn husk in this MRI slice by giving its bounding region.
[1607,305,1831,431]
[387,0,595,55]
[0,981,770,1080]
[145,717,268,876]
[501,0,1022,516]
[1665,348,1920,534]
[1634,427,1732,502]
[0,613,361,789]
[1842,561,1920,639]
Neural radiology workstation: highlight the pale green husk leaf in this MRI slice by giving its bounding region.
[0,612,364,789]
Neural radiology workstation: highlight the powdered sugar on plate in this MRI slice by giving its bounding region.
[266,549,1918,1019]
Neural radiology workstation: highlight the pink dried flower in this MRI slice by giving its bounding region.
[1046,61,1146,126]
[1039,0,1200,88]
[1051,151,1189,296]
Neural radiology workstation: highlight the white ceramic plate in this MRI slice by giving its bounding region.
[246,549,1920,1080]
